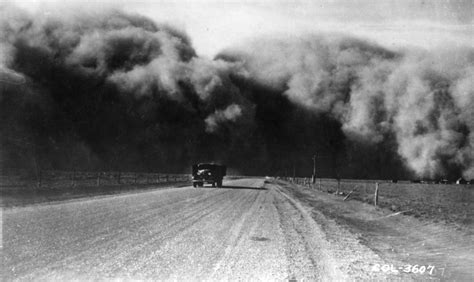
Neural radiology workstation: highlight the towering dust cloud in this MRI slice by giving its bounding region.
[1,5,473,179]
[0,5,251,173]
[220,36,474,179]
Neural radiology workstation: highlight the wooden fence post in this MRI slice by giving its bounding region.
[36,169,42,189]
[71,170,76,187]
[374,182,379,207]
[96,172,101,186]
[33,156,42,189]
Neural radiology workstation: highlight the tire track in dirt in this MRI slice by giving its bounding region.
[271,185,344,281]
[4,188,232,279]
[3,178,401,280]
[273,182,409,281]
[209,190,264,278]
[17,190,240,279]
[4,187,206,261]
[117,189,256,278]
[142,190,262,279]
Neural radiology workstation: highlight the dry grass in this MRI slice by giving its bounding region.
[1,170,190,207]
[287,178,474,230]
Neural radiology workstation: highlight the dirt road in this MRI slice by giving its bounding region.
[3,178,396,280]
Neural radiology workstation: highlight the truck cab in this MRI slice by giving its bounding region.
[192,163,226,188]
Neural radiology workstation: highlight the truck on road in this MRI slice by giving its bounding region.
[192,163,226,188]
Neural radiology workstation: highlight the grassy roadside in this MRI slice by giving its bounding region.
[1,181,189,208]
[276,179,474,281]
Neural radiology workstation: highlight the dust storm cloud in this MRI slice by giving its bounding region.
[219,36,474,179]
[1,5,472,179]
[0,5,252,173]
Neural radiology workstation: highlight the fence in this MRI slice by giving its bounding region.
[278,177,381,204]
[0,170,191,190]
[278,177,473,224]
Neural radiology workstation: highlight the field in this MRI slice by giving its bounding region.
[1,170,190,207]
[284,177,474,230]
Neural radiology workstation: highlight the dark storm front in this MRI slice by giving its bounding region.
[1,6,473,181]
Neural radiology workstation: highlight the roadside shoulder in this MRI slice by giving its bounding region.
[275,180,474,281]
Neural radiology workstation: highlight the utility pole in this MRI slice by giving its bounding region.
[312,154,317,184]
[293,162,296,180]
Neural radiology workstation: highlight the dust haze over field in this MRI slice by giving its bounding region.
[1,3,473,179]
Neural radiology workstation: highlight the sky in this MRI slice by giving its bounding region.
[7,0,474,57]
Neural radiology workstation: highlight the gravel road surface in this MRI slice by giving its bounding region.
[3,178,387,280]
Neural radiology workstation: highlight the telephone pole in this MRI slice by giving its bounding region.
[293,162,296,179]
[312,154,317,184]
